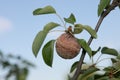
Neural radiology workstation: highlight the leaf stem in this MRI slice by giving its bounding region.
[96,54,103,64]
[55,13,67,29]
[95,58,111,65]
[49,30,65,33]
[71,0,119,80]
[91,56,94,64]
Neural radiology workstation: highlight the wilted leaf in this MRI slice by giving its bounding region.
[98,0,111,16]
[32,31,47,57]
[42,40,55,67]
[83,25,97,38]
[64,13,76,24]
[43,22,60,32]
[78,67,99,80]
[33,5,56,15]
[70,61,79,73]
[101,47,118,56]
[73,24,83,34]
[77,39,92,57]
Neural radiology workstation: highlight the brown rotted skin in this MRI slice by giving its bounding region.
[56,32,80,59]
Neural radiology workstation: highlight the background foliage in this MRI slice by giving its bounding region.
[0,51,35,80]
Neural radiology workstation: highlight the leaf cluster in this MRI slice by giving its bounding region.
[98,0,120,16]
[69,47,120,80]
[32,5,97,67]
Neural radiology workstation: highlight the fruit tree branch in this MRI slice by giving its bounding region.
[71,0,119,80]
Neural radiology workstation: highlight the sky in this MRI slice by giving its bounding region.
[0,0,120,80]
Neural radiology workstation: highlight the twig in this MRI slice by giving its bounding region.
[71,0,119,80]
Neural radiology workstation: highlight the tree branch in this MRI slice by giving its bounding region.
[71,0,119,80]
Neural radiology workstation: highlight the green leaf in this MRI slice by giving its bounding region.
[98,0,110,16]
[111,58,118,63]
[77,39,92,57]
[33,5,56,15]
[92,47,101,56]
[64,13,76,24]
[32,22,59,57]
[43,22,60,32]
[73,24,83,34]
[103,66,114,72]
[70,61,79,73]
[78,67,99,80]
[32,31,47,57]
[83,25,97,38]
[101,47,118,56]
[42,40,55,67]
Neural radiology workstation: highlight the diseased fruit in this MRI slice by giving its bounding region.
[56,32,80,59]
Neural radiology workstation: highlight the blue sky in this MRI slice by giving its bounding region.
[0,0,120,80]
